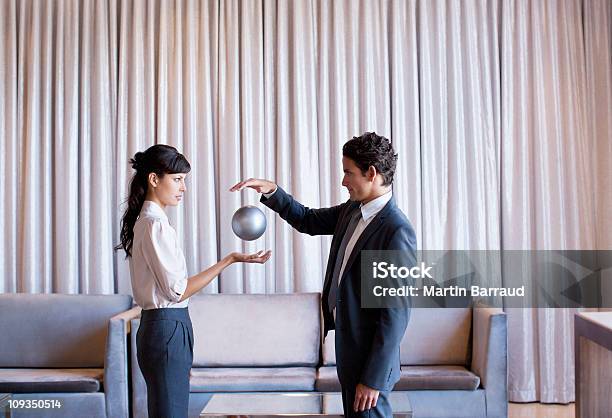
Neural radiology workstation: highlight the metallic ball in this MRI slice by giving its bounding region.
[231,205,267,241]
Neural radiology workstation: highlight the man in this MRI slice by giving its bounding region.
[230,132,416,417]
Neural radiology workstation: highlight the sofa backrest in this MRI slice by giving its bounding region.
[323,308,472,366]
[0,293,133,368]
[190,293,321,367]
[400,308,472,365]
[322,332,336,366]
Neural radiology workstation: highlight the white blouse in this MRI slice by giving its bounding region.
[129,201,189,309]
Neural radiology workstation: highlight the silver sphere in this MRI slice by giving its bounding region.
[231,205,267,241]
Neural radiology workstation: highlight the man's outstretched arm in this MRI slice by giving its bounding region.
[230,178,347,236]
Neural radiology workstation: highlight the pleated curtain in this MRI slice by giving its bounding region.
[0,0,610,403]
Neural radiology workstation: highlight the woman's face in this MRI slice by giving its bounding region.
[149,172,187,207]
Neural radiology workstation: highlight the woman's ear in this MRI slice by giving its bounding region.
[148,173,158,188]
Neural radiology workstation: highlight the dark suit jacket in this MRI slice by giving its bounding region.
[261,187,416,391]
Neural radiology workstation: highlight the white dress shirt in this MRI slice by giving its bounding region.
[333,191,392,319]
[129,201,189,309]
[337,190,393,285]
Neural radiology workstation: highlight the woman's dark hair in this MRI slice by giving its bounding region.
[115,144,191,258]
[342,132,398,186]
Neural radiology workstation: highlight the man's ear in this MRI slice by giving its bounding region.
[367,166,377,182]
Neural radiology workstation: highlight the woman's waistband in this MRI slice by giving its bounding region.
[140,307,191,324]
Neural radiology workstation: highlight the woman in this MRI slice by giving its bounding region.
[116,144,271,418]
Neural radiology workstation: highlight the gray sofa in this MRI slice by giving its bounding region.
[131,293,507,418]
[0,294,139,418]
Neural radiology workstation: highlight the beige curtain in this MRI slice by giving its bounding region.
[501,0,611,403]
[0,0,610,403]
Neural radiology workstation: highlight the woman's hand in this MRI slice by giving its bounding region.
[230,250,272,264]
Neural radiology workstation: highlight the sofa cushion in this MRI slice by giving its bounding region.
[190,367,316,392]
[0,294,133,367]
[315,366,340,391]
[395,366,480,391]
[315,365,480,391]
[0,368,104,393]
[400,308,472,365]
[189,294,320,367]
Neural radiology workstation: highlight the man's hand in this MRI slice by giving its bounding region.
[229,178,277,194]
[353,383,379,412]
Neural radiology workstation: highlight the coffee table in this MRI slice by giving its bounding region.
[200,392,412,417]
[0,393,11,418]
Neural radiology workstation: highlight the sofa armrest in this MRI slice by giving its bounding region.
[130,318,148,418]
[471,305,507,418]
[105,306,141,418]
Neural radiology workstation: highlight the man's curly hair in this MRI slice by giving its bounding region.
[342,132,398,186]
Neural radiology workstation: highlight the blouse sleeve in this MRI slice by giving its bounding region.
[141,219,188,303]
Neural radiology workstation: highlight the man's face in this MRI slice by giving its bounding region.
[342,157,371,202]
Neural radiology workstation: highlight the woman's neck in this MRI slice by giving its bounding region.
[145,192,165,210]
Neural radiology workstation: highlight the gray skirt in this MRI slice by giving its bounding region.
[137,307,194,418]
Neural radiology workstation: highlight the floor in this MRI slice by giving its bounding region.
[509,402,576,418]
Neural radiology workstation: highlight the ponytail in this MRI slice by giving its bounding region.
[115,153,148,258]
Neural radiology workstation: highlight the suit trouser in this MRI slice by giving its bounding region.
[341,382,393,418]
[137,307,194,418]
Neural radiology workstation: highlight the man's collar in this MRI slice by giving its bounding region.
[360,190,393,221]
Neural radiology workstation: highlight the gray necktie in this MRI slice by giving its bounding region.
[327,208,362,314]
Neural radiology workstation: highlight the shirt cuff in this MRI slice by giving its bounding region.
[263,187,278,199]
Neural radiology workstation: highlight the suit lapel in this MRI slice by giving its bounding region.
[323,202,360,293]
[340,197,396,282]
[335,202,361,243]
